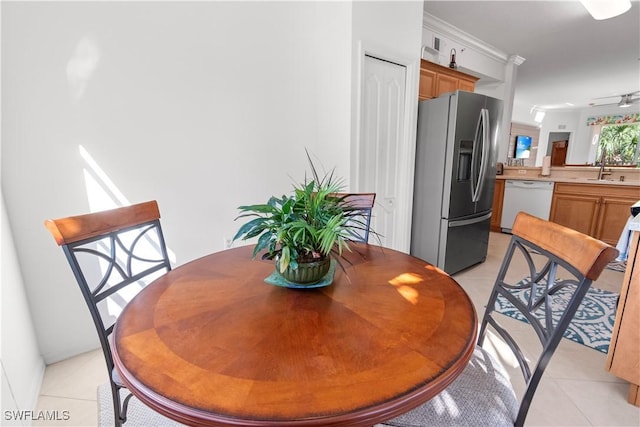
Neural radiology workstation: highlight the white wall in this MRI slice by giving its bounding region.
[354,1,423,61]
[537,110,581,166]
[534,104,640,165]
[421,16,506,83]
[1,194,45,424]
[511,102,538,126]
[351,0,423,252]
[2,1,354,364]
[2,0,424,369]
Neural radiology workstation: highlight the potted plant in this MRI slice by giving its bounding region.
[233,154,372,286]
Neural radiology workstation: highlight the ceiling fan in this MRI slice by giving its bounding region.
[589,91,640,108]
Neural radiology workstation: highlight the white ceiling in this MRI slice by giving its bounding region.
[423,1,640,111]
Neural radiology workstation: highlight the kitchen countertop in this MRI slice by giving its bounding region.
[496,174,640,187]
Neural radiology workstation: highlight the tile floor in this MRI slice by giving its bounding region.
[33,232,640,426]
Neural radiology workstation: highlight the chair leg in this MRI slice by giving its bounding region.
[110,381,123,427]
[120,392,134,424]
[110,382,133,427]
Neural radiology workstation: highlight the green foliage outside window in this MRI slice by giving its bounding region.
[596,123,640,167]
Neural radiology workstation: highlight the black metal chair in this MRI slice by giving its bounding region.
[45,201,172,427]
[335,192,376,243]
[381,211,618,427]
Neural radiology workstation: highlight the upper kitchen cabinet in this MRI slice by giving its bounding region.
[419,60,478,100]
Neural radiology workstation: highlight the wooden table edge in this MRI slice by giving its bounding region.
[111,244,479,426]
[113,316,478,427]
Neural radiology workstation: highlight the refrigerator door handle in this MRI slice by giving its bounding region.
[477,108,491,199]
[471,108,490,202]
[448,211,493,227]
[470,111,482,198]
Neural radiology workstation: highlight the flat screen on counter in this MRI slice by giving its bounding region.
[515,135,532,159]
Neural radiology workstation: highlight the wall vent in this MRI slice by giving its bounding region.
[434,37,440,52]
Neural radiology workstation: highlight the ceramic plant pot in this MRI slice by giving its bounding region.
[276,256,331,285]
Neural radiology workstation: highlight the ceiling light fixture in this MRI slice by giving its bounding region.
[580,0,631,20]
[534,111,546,123]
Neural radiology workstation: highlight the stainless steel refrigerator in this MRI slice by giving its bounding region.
[410,90,503,274]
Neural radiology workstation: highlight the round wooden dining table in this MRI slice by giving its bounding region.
[112,244,477,427]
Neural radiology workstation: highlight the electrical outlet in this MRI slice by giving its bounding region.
[224,237,233,249]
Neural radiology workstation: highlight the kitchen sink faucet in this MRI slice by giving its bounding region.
[597,149,613,180]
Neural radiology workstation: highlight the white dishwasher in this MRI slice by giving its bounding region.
[500,180,555,232]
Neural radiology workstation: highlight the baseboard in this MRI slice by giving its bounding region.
[26,358,46,413]
[1,355,45,423]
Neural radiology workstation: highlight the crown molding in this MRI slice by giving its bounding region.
[422,11,513,65]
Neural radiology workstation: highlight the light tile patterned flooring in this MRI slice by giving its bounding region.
[34,232,640,426]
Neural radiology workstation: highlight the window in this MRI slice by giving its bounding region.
[593,123,640,166]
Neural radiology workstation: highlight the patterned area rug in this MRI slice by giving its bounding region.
[98,383,184,426]
[606,260,627,272]
[495,279,619,353]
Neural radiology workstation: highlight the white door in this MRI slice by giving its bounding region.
[359,55,407,250]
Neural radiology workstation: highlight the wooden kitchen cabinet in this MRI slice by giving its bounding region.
[549,182,639,246]
[491,179,505,232]
[435,73,458,96]
[549,193,600,236]
[596,196,639,246]
[419,60,478,101]
[419,66,437,100]
[606,227,640,407]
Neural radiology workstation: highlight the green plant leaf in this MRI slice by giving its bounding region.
[232,217,267,241]
[253,232,274,258]
[237,204,276,214]
[232,150,376,274]
[279,246,290,273]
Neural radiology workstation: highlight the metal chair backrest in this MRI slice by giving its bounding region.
[334,193,376,243]
[478,212,618,427]
[45,201,171,426]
